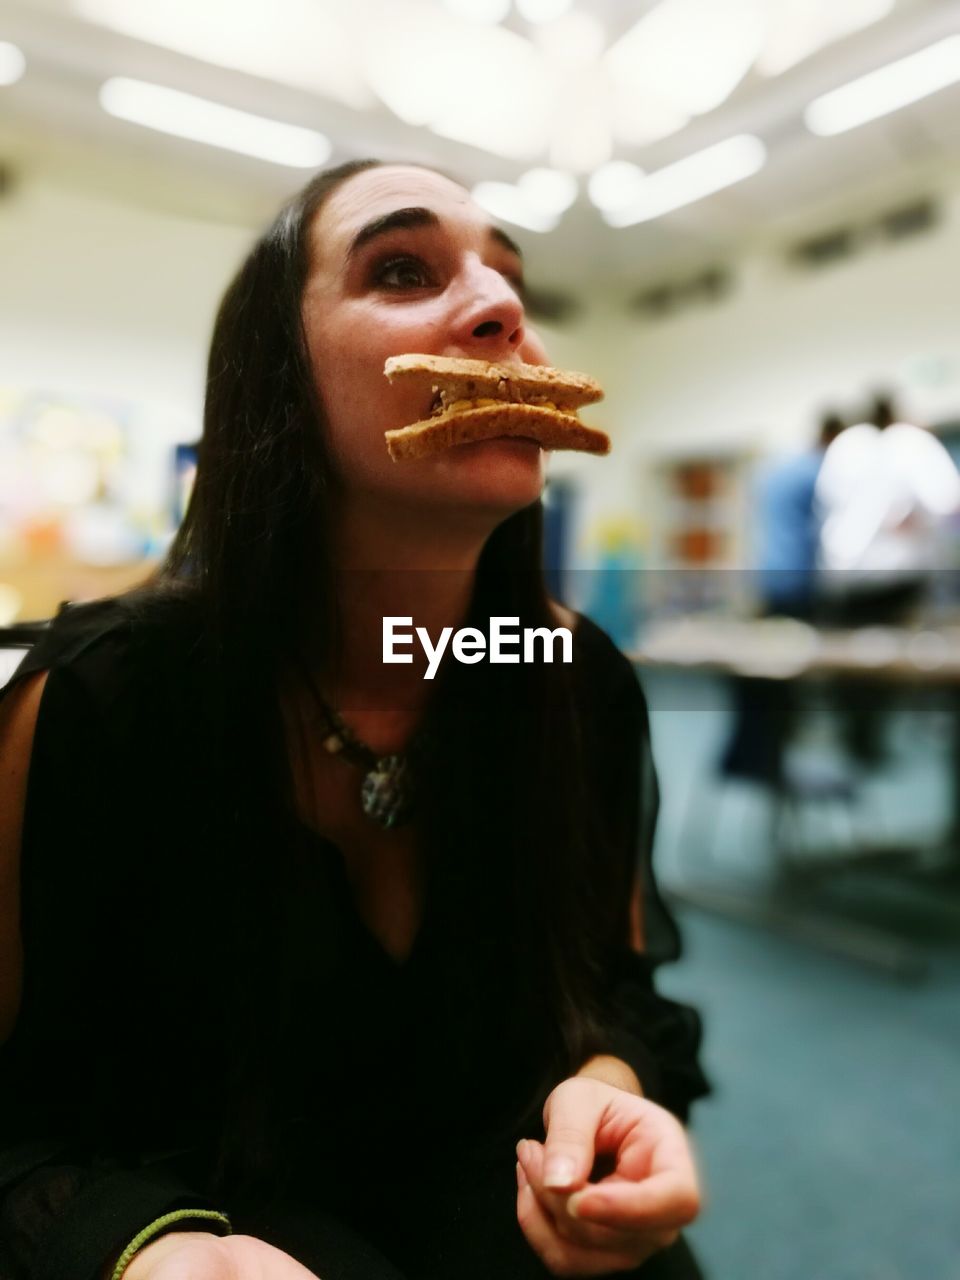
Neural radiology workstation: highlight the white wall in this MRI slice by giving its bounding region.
[608,189,960,457]
[0,175,257,524]
[0,175,256,434]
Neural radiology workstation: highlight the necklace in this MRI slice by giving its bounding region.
[297,662,416,830]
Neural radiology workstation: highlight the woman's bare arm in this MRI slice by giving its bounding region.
[0,669,48,1043]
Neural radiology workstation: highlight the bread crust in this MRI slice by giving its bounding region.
[384,354,603,410]
[384,402,611,461]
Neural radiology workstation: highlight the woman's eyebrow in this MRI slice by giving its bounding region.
[345,206,524,266]
[489,225,524,265]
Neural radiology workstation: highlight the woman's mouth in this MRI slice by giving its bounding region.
[383,354,608,461]
[454,434,542,452]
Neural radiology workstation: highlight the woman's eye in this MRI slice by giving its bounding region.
[373,256,432,290]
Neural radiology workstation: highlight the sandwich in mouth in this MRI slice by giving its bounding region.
[382,354,609,461]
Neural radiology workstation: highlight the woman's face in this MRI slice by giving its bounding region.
[301,165,550,518]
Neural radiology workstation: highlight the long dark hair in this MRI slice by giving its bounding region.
[136,159,614,1183]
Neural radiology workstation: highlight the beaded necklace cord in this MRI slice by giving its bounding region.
[296,659,417,830]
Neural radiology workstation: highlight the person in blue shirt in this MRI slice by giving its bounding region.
[755,413,845,620]
[719,413,845,786]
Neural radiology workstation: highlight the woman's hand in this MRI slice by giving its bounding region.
[121,1231,321,1279]
[515,1077,701,1277]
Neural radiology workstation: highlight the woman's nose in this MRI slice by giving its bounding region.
[455,265,526,352]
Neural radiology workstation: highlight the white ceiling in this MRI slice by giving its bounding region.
[1,0,959,295]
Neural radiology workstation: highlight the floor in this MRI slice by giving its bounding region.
[643,669,960,1280]
[663,901,960,1280]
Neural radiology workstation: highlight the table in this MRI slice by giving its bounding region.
[631,615,960,977]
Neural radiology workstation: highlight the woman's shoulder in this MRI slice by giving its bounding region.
[561,606,642,698]
[8,586,204,723]
[556,608,651,761]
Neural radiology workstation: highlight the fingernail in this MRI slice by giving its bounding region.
[515,1139,528,1163]
[567,1191,584,1218]
[516,1161,528,1190]
[544,1157,576,1188]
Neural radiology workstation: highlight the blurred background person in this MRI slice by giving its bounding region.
[756,410,846,622]
[814,393,960,765]
[717,410,847,792]
[816,393,960,627]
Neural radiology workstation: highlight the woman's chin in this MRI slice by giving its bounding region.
[432,435,546,506]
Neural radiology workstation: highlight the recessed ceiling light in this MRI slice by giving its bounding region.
[442,0,511,22]
[758,0,895,78]
[99,78,332,168]
[472,181,559,232]
[516,0,575,23]
[587,161,646,213]
[606,0,764,119]
[534,9,606,64]
[76,0,371,109]
[366,10,550,161]
[0,41,26,86]
[517,168,578,216]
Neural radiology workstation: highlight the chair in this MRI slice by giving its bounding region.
[673,669,882,895]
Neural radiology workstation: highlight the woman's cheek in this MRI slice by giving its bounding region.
[521,328,550,366]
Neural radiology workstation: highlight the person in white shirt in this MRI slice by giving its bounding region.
[813,394,960,764]
[815,395,960,626]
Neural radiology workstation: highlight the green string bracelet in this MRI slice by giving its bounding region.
[109,1208,232,1280]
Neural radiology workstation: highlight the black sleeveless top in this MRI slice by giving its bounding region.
[0,596,708,1280]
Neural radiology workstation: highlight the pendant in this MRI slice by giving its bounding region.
[361,754,413,829]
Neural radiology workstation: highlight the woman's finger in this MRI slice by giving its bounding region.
[517,1141,639,1252]
[520,1084,704,1267]
[568,1167,702,1232]
[571,1101,702,1230]
[516,1180,651,1278]
[540,1080,609,1189]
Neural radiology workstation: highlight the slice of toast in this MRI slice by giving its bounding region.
[384,402,610,461]
[384,354,603,412]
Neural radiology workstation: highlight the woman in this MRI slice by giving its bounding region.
[0,159,710,1279]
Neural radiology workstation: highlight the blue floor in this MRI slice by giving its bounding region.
[662,903,960,1280]
[643,670,960,1279]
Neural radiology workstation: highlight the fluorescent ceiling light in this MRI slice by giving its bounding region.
[533,11,611,172]
[472,181,559,232]
[76,0,372,110]
[604,134,767,227]
[805,35,960,136]
[516,0,574,22]
[587,161,646,214]
[0,40,26,85]
[442,0,511,21]
[608,95,690,149]
[517,168,578,215]
[365,2,550,161]
[758,0,895,78]
[99,78,332,168]
[606,0,765,120]
[470,170,576,236]
[546,65,613,173]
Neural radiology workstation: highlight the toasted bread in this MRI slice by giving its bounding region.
[384,354,603,410]
[385,402,610,461]
[382,354,608,461]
